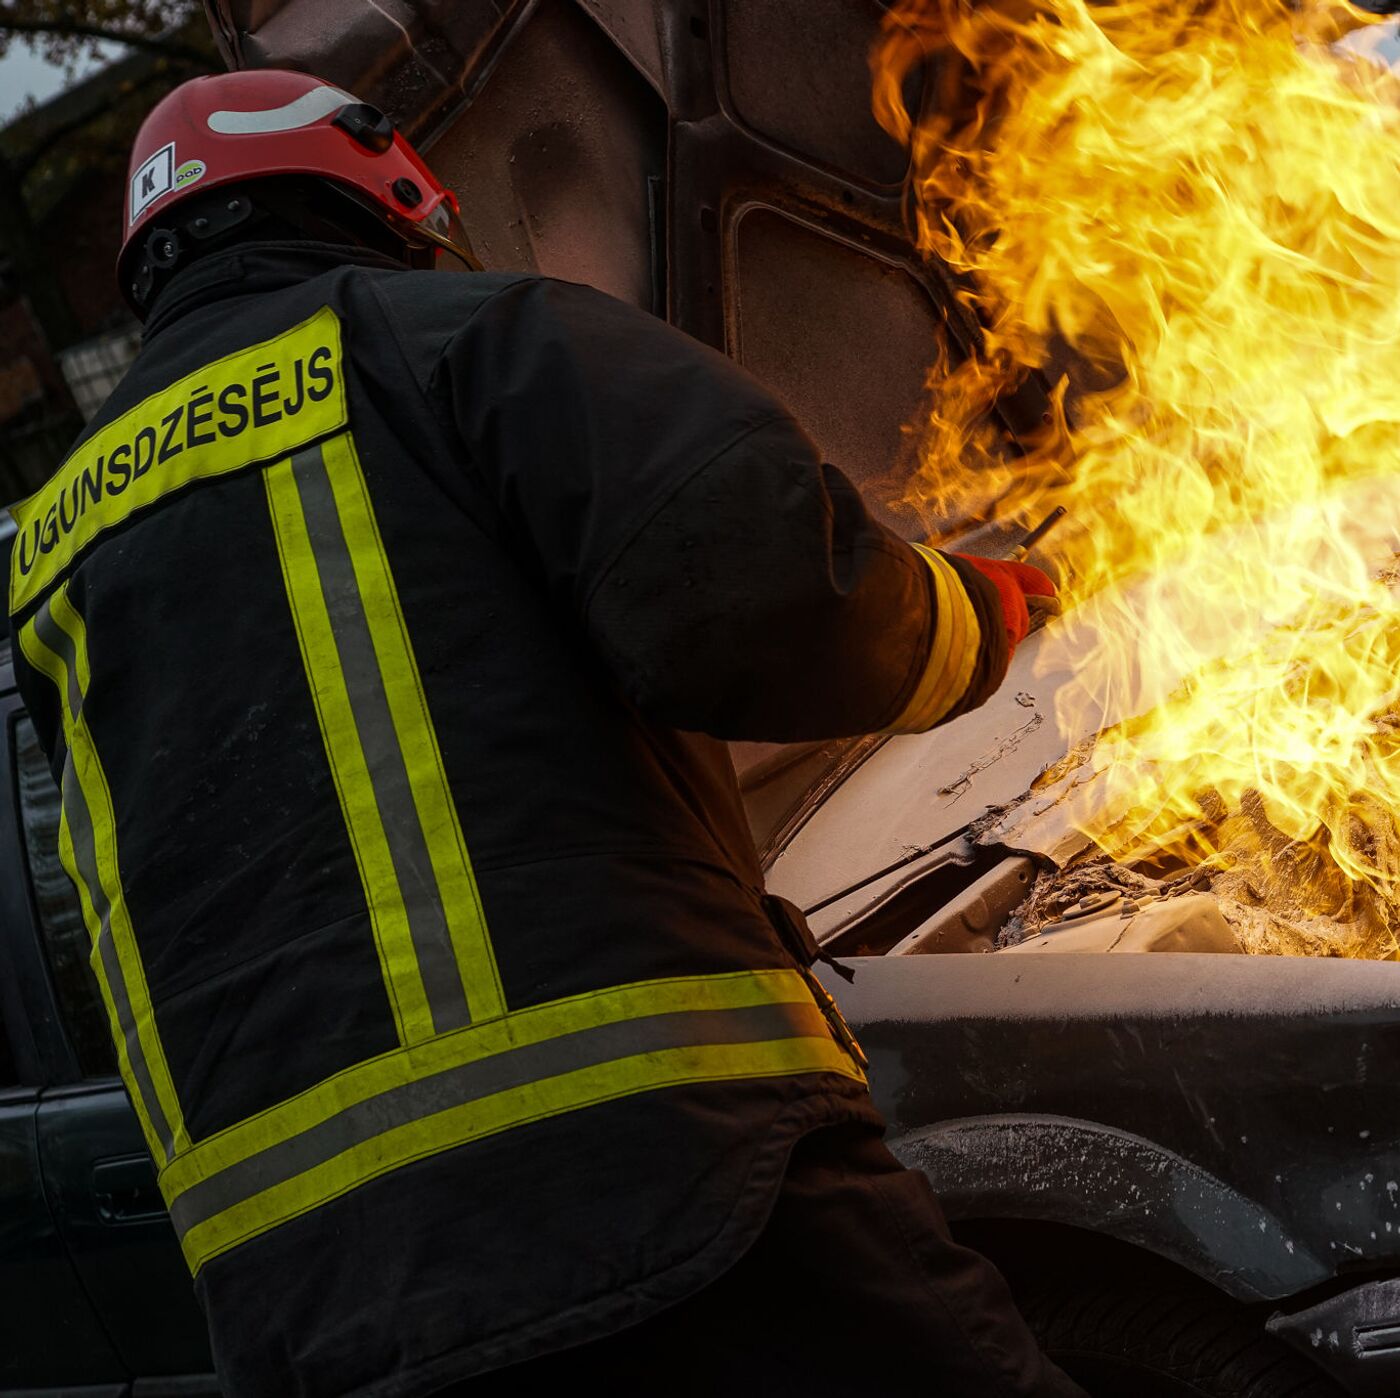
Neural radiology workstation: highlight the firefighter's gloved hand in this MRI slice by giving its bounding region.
[950,555,1057,652]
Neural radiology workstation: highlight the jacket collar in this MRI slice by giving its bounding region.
[142,241,405,341]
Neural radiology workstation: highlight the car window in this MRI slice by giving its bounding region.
[13,716,116,1078]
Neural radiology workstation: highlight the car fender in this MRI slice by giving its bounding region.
[889,1113,1329,1302]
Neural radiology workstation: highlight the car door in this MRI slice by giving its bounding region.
[0,1079,128,1397]
[0,684,132,1394]
[0,663,219,1391]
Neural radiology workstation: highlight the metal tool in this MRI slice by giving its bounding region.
[1003,506,1067,626]
[1006,505,1067,562]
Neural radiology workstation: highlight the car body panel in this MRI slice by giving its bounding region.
[822,954,1400,1299]
[36,1084,214,1377]
[764,632,1084,911]
[0,1083,131,1391]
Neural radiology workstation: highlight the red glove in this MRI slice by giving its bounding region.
[951,555,1057,651]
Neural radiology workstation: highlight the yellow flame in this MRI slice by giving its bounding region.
[875,0,1400,954]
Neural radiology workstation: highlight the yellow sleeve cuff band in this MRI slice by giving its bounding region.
[883,544,983,734]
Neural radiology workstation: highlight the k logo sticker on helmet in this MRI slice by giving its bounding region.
[130,141,175,225]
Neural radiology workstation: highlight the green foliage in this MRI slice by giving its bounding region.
[0,1,207,73]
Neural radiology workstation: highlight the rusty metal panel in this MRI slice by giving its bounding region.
[203,0,532,139]
[730,207,944,535]
[423,0,667,309]
[723,0,910,188]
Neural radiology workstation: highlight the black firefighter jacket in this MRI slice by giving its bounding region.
[7,243,1010,1398]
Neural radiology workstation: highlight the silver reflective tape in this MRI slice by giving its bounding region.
[32,600,81,724]
[168,998,828,1237]
[289,444,471,1034]
[206,86,354,135]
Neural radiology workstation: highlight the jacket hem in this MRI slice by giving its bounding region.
[341,1083,877,1398]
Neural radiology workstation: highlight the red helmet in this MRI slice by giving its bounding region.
[118,70,478,311]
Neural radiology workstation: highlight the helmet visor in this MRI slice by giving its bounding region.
[394,197,482,272]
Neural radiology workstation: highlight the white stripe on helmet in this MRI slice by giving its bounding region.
[207,86,357,136]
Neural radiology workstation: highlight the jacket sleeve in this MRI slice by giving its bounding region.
[434,276,1009,742]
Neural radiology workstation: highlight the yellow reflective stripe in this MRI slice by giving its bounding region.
[10,306,347,613]
[160,967,860,1274]
[56,807,166,1161]
[18,595,189,1160]
[160,966,838,1199]
[265,432,503,1041]
[320,432,503,1024]
[178,1034,857,1274]
[38,597,190,1159]
[884,544,983,733]
[264,457,437,1044]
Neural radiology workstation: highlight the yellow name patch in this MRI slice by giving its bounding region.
[9,306,347,614]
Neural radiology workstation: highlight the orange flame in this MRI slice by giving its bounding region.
[875,0,1400,954]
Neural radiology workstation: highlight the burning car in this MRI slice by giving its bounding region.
[5,0,1400,1394]
[192,2,1400,1392]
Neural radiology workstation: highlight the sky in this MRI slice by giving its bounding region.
[0,37,123,124]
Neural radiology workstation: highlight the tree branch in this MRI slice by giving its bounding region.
[0,17,212,67]
[10,69,170,180]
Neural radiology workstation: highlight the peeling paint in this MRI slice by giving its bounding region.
[938,713,1046,800]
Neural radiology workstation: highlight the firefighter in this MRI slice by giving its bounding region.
[9,70,1083,1398]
